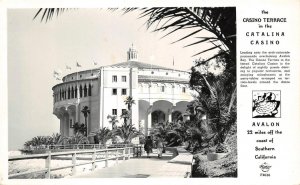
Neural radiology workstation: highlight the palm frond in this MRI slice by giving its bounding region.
[33,8,70,23]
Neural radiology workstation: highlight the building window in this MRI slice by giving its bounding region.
[112,109,117,115]
[122,76,126,82]
[166,72,168,75]
[88,84,92,96]
[69,119,73,128]
[151,71,154,74]
[80,85,83,98]
[112,88,117,95]
[122,89,127,95]
[84,85,87,97]
[112,75,117,82]
[161,86,165,92]
[80,75,82,78]
[182,87,186,93]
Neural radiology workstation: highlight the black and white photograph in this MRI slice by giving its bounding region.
[7,8,237,179]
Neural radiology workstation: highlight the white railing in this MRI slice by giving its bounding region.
[22,143,141,151]
[9,147,134,179]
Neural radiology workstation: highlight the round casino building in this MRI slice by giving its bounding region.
[52,45,194,143]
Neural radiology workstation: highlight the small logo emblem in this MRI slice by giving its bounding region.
[259,162,272,172]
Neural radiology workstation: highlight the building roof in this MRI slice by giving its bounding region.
[108,61,184,72]
[138,75,189,84]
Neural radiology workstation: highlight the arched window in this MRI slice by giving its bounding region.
[71,87,74,99]
[68,87,71,99]
[88,84,92,96]
[151,110,166,127]
[59,89,62,100]
[75,87,78,98]
[84,84,87,97]
[79,85,83,98]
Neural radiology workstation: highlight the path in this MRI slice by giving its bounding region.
[70,148,193,178]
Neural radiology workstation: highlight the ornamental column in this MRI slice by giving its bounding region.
[168,106,174,123]
[147,105,153,135]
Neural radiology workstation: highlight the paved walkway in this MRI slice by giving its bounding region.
[70,149,193,178]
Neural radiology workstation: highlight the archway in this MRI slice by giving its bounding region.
[151,110,165,127]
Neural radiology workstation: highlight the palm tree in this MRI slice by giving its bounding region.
[139,8,236,63]
[50,133,64,145]
[124,96,135,125]
[120,109,130,125]
[124,96,135,111]
[190,72,236,145]
[90,127,112,145]
[64,132,89,145]
[113,123,141,144]
[107,115,119,130]
[73,122,87,135]
[81,106,90,127]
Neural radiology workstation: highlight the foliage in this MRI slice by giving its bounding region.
[63,132,89,144]
[23,133,64,149]
[139,7,236,63]
[151,121,184,146]
[113,123,141,144]
[81,106,90,136]
[49,133,64,145]
[90,127,112,145]
[120,109,130,125]
[73,122,87,135]
[215,143,229,153]
[81,106,90,118]
[107,115,118,130]
[124,96,135,111]
[110,96,141,144]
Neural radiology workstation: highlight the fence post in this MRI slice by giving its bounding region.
[128,147,131,160]
[92,148,96,171]
[116,149,119,164]
[72,152,77,176]
[105,146,108,167]
[45,151,51,179]
[123,147,126,161]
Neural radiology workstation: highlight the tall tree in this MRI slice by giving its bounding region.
[124,96,135,125]
[90,127,112,145]
[81,106,90,136]
[113,122,140,144]
[107,115,119,130]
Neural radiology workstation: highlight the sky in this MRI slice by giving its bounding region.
[7,9,217,150]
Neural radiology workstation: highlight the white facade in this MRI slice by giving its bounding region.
[52,46,194,143]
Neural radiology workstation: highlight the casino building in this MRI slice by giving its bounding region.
[52,45,194,143]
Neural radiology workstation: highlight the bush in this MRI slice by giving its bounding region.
[215,143,229,153]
